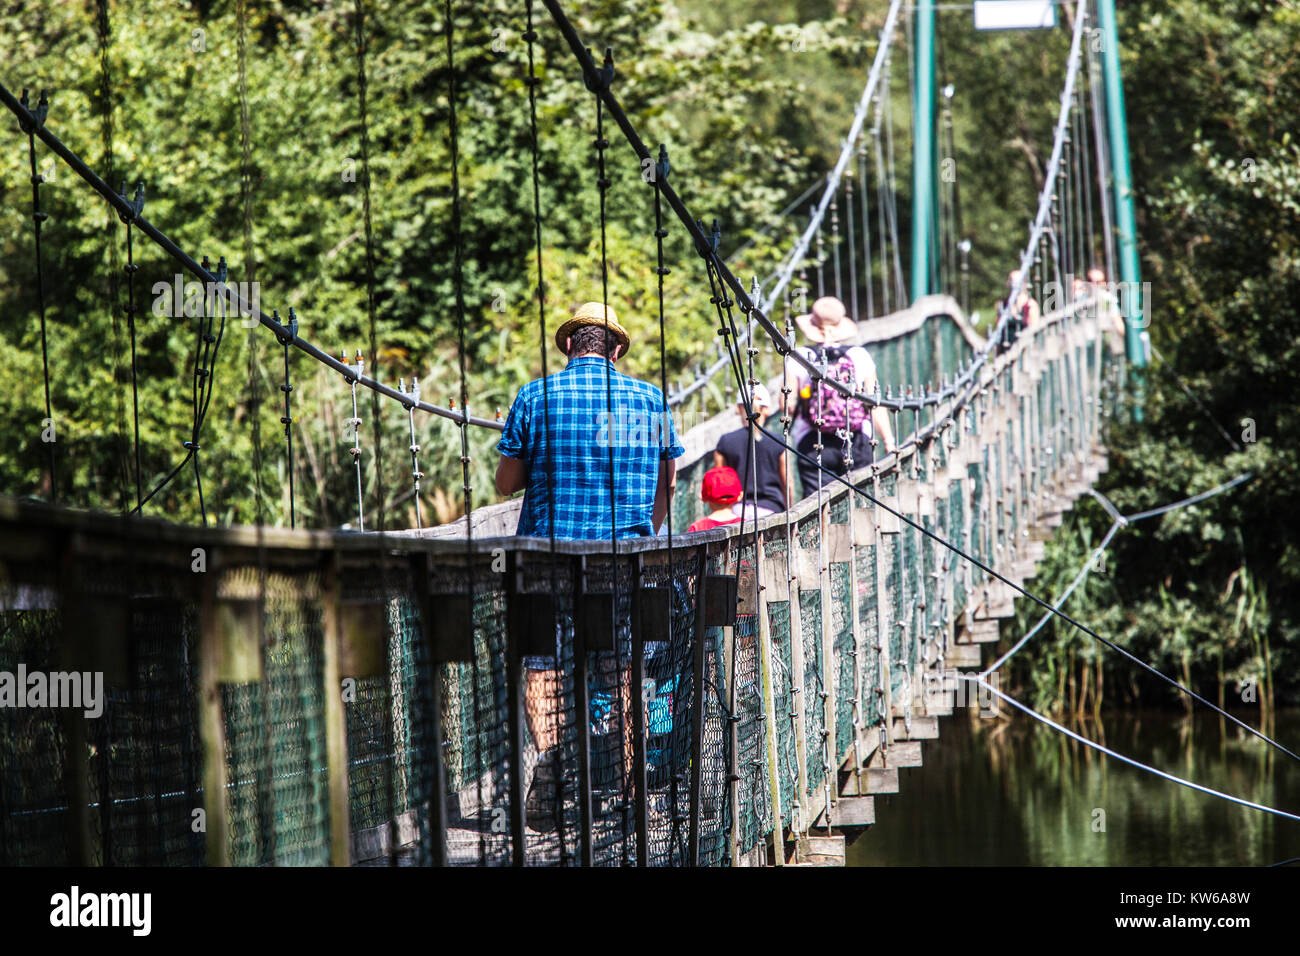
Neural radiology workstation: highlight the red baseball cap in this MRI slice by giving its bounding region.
[701,466,743,505]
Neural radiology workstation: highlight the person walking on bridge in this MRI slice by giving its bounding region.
[495,302,683,538]
[494,301,685,832]
[785,296,896,499]
[714,383,788,520]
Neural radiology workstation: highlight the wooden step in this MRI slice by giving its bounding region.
[817,796,876,829]
[957,619,1000,644]
[921,689,955,716]
[891,716,939,740]
[972,582,1017,620]
[868,740,923,768]
[946,643,982,668]
[839,766,900,796]
[789,834,846,866]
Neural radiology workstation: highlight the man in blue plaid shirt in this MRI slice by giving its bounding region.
[494,301,684,832]
[494,302,684,538]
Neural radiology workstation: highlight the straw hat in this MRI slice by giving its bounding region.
[794,296,858,344]
[554,302,631,357]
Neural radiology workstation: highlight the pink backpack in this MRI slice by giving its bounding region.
[806,346,870,433]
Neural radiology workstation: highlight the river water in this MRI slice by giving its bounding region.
[847,709,1300,866]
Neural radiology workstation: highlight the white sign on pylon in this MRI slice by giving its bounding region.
[972,0,1057,31]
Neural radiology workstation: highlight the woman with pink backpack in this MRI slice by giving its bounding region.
[784,296,897,499]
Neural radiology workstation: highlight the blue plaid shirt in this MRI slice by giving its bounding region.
[497,356,685,540]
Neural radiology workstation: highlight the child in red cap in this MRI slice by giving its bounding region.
[688,466,744,532]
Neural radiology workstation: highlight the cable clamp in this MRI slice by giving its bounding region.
[17,88,49,133]
[117,182,145,225]
[583,46,615,93]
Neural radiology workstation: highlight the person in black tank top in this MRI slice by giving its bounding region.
[714,383,789,518]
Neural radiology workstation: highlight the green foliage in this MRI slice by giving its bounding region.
[1004,0,1300,710]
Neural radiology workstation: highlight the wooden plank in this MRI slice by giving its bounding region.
[322,559,353,866]
[875,492,901,534]
[958,619,1001,644]
[825,519,852,565]
[868,740,922,768]
[197,574,231,866]
[922,688,955,717]
[824,796,875,828]
[841,767,900,796]
[760,547,789,605]
[891,716,939,740]
[973,581,1017,620]
[791,834,845,866]
[915,482,937,520]
[339,601,388,678]
[795,542,820,587]
[896,477,918,519]
[947,643,982,668]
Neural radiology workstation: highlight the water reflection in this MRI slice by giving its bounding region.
[847,710,1300,866]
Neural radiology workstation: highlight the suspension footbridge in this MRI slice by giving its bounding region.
[0,0,1279,868]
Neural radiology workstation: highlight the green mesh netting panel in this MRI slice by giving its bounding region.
[797,510,819,552]
[921,516,938,669]
[990,439,1003,558]
[343,565,398,843]
[855,541,881,730]
[94,601,204,866]
[732,609,770,856]
[766,600,797,828]
[883,528,904,697]
[699,618,730,867]
[829,494,849,524]
[341,552,440,867]
[876,338,900,391]
[389,595,437,864]
[673,456,709,532]
[0,606,71,865]
[798,585,824,796]
[1,553,208,867]
[444,584,513,867]
[948,479,966,620]
[637,553,711,867]
[221,570,331,867]
[831,561,855,758]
